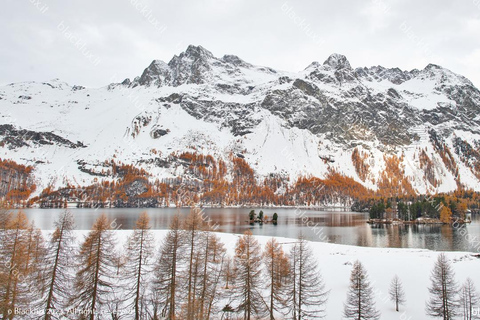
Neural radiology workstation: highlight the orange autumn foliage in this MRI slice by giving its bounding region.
[440,206,453,223]
[0,158,36,206]
[29,152,378,208]
[351,148,370,182]
[377,155,415,198]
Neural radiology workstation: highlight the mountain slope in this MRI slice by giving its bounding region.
[1,45,480,206]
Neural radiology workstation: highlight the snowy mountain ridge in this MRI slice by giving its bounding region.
[1,45,480,199]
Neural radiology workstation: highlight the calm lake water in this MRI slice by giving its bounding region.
[19,208,480,252]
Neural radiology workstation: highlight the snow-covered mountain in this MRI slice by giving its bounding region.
[1,45,480,199]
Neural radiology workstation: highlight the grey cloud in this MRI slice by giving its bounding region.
[0,0,479,87]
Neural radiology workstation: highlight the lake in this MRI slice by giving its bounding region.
[19,207,480,253]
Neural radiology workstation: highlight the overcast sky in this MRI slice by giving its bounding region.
[1,0,480,88]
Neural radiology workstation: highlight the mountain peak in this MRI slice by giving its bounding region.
[222,54,252,68]
[323,53,352,70]
[305,61,322,70]
[137,59,171,86]
[183,45,214,60]
[424,63,443,71]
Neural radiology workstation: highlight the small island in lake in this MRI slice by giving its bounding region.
[365,196,473,225]
[248,210,278,225]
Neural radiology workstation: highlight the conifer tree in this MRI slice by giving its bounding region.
[426,253,459,319]
[272,212,278,224]
[122,212,154,320]
[258,210,264,221]
[263,238,289,320]
[223,256,235,290]
[195,230,227,320]
[389,275,406,312]
[249,210,256,222]
[0,212,46,318]
[0,212,30,320]
[459,278,479,320]
[71,214,119,320]
[182,208,205,320]
[343,260,380,320]
[43,210,76,320]
[22,223,47,314]
[152,214,185,320]
[0,207,12,231]
[286,237,329,319]
[233,230,266,320]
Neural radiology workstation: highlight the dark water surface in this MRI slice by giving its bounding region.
[19,208,480,252]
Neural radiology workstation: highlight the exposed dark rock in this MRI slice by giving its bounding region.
[138,157,171,168]
[0,124,86,149]
[125,179,148,197]
[150,128,169,139]
[77,160,109,177]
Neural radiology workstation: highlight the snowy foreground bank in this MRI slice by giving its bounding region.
[65,229,480,320]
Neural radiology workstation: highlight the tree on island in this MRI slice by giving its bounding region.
[258,210,264,222]
[397,202,409,220]
[426,253,459,319]
[343,260,380,320]
[272,213,278,224]
[440,206,453,224]
[369,201,385,219]
[389,275,406,312]
[249,210,256,222]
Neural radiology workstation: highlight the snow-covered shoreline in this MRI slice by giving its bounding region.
[60,229,480,319]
